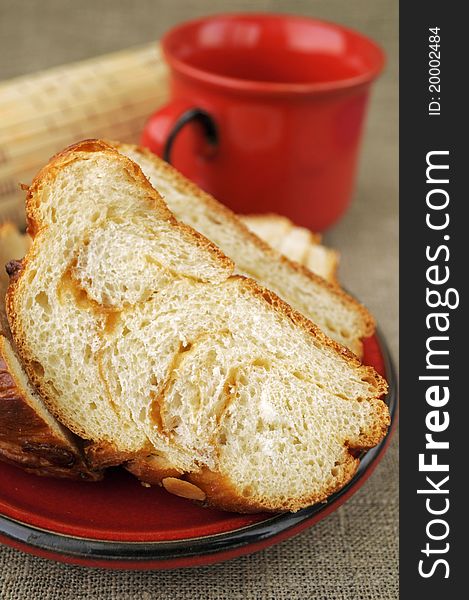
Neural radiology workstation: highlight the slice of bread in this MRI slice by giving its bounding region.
[0,219,338,483]
[240,214,339,283]
[0,223,102,480]
[7,140,389,512]
[113,142,368,356]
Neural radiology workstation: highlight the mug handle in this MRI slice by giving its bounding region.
[141,99,218,163]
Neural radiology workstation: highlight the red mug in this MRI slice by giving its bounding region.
[141,14,385,231]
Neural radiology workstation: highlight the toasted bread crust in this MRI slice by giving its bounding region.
[84,441,153,469]
[0,337,102,480]
[184,459,360,513]
[125,454,183,482]
[111,142,375,348]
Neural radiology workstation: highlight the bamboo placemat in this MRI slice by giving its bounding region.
[0,43,169,224]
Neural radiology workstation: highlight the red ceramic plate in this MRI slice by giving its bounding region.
[0,331,397,569]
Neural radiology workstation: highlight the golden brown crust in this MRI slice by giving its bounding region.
[186,454,360,513]
[125,454,183,482]
[84,441,153,469]
[123,451,366,513]
[111,142,375,345]
[347,398,391,450]
[0,337,102,481]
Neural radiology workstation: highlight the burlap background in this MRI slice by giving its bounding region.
[0,1,398,598]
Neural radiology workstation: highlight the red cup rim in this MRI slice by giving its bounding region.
[161,13,386,96]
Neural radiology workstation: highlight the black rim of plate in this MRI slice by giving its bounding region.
[0,328,397,564]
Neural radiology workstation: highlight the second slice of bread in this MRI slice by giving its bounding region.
[114,143,369,356]
[7,140,389,512]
